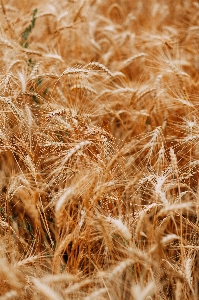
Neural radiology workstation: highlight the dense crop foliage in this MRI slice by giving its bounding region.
[0,0,199,299]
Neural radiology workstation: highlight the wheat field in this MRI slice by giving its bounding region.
[0,0,199,299]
